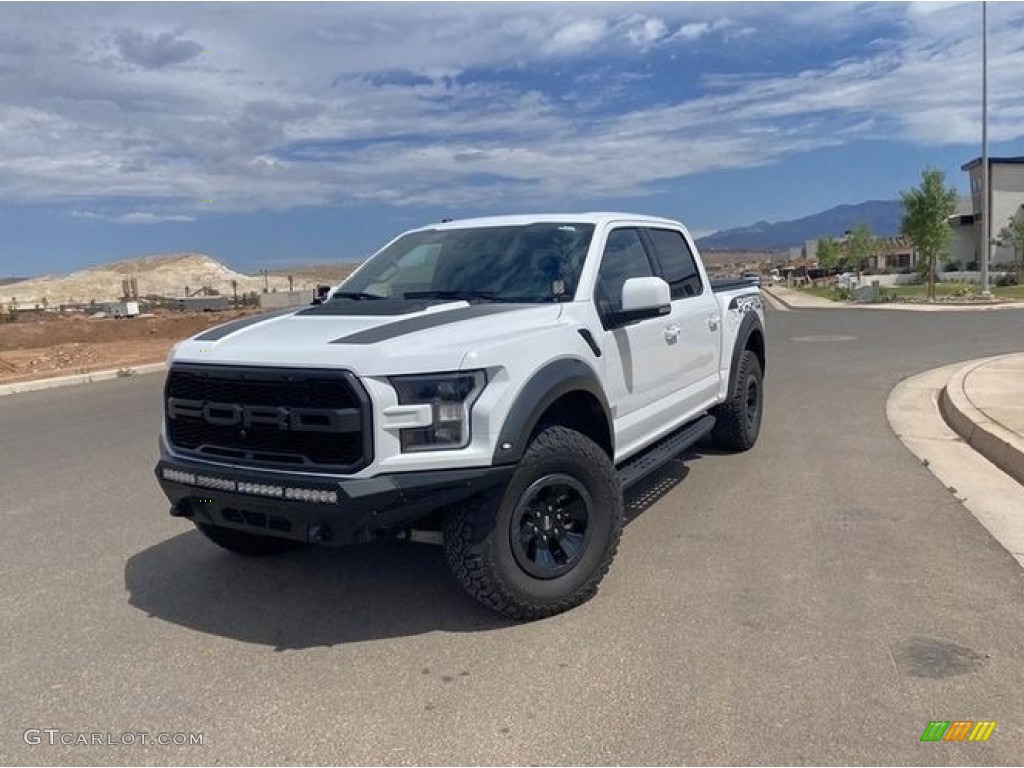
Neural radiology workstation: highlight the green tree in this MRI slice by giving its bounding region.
[816,237,839,270]
[995,214,1024,285]
[844,223,877,273]
[901,168,958,301]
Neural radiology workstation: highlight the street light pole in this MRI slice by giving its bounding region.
[981,0,991,296]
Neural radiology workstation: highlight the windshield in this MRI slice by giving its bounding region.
[339,223,595,303]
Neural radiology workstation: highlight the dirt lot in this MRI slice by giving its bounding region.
[0,311,259,384]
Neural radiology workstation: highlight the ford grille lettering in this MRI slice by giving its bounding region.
[167,397,356,433]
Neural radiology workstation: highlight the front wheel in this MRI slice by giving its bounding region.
[710,348,763,451]
[195,523,305,556]
[443,426,624,620]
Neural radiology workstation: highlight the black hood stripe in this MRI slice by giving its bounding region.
[297,299,438,316]
[330,304,533,345]
[193,308,298,341]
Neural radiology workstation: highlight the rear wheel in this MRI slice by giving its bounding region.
[710,348,763,451]
[443,426,623,620]
[195,523,305,556]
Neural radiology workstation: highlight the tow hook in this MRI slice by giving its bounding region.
[169,500,193,518]
[309,522,333,543]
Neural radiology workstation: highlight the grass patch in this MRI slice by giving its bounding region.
[887,284,1024,299]
[796,286,844,301]
[796,281,1024,302]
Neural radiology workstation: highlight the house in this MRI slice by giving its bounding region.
[803,233,916,272]
[961,156,1024,268]
[869,236,915,271]
[946,196,978,268]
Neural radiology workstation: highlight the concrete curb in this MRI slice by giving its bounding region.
[760,286,792,310]
[760,286,839,310]
[888,361,1024,568]
[939,354,1024,487]
[0,362,167,397]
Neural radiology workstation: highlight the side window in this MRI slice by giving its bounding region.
[595,228,654,318]
[645,228,703,299]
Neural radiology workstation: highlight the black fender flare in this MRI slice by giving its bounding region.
[726,310,766,395]
[491,358,612,465]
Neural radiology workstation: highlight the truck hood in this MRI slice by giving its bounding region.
[172,300,564,376]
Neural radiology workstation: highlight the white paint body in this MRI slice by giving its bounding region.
[168,213,765,477]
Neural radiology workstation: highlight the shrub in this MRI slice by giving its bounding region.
[944,261,960,272]
[966,260,980,271]
[995,273,1019,287]
[950,281,978,298]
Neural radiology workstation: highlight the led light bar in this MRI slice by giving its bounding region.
[238,482,284,498]
[284,487,338,504]
[195,475,237,492]
[162,467,338,504]
[162,468,196,485]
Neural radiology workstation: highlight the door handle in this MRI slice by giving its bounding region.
[664,324,681,342]
[707,313,721,331]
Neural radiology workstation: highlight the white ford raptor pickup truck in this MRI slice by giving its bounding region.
[156,213,766,619]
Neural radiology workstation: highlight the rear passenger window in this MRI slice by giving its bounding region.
[645,228,703,299]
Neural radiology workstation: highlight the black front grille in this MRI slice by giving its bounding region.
[165,365,371,472]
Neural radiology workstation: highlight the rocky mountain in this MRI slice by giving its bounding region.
[697,200,903,251]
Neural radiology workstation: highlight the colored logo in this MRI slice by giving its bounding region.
[920,721,996,742]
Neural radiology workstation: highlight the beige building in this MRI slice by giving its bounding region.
[961,156,1024,268]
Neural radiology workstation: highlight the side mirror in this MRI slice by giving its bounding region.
[311,284,332,305]
[617,277,671,324]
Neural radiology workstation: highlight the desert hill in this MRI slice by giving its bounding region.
[5,253,356,308]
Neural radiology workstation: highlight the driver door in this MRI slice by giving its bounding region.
[593,227,678,457]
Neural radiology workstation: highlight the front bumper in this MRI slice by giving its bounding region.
[155,455,513,545]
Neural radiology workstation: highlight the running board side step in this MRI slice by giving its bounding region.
[616,414,715,488]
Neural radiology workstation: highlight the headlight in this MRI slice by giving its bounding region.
[390,370,487,452]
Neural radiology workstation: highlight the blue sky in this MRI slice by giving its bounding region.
[2,1,1024,276]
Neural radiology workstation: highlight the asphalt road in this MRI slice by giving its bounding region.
[3,306,1024,765]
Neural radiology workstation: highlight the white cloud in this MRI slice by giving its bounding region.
[72,210,196,224]
[545,19,609,54]
[622,16,669,49]
[114,212,196,224]
[672,17,734,42]
[1,2,1023,216]
[673,22,712,41]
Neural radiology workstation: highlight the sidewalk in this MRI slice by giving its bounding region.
[0,362,167,397]
[761,285,839,309]
[940,354,1024,487]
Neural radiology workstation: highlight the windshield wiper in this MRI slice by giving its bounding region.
[402,290,565,303]
[403,290,505,302]
[331,291,386,301]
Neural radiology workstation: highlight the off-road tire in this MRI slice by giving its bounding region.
[443,426,624,620]
[195,523,305,556]
[710,348,763,451]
